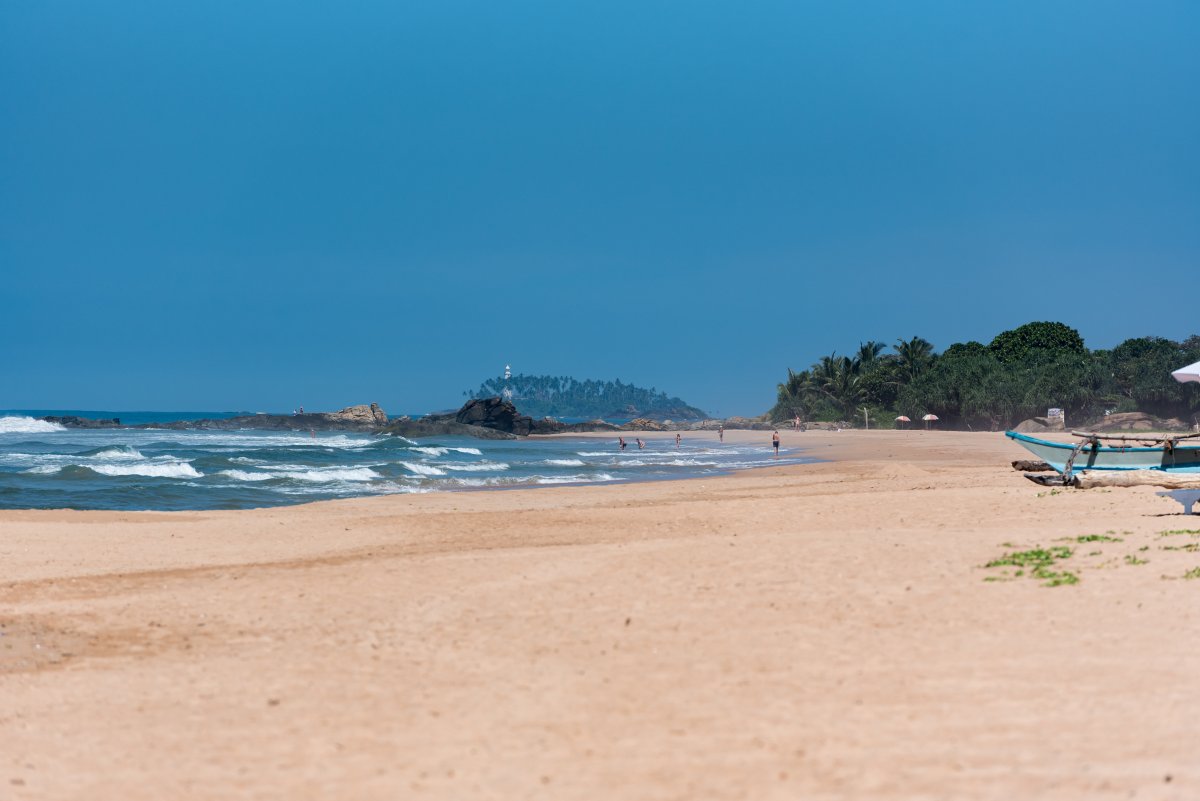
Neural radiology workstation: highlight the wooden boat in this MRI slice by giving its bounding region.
[1006,430,1200,474]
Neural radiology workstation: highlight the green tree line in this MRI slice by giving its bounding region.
[467,374,707,420]
[770,322,1200,430]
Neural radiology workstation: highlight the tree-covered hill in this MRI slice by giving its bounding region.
[465,375,707,421]
[771,322,1200,430]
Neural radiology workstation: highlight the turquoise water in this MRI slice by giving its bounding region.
[0,415,815,511]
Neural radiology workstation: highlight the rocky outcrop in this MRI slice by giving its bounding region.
[42,415,122,428]
[456,397,535,435]
[621,418,668,432]
[1089,412,1189,433]
[378,398,530,440]
[380,417,518,440]
[325,403,388,427]
[48,404,391,433]
[723,416,776,431]
[1014,416,1067,433]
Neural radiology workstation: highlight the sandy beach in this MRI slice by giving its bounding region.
[2,429,1197,800]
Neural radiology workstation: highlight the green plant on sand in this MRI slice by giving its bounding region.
[985,547,1078,587]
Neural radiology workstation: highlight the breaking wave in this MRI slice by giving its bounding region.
[277,467,381,482]
[0,416,67,434]
[90,462,203,479]
[401,462,447,477]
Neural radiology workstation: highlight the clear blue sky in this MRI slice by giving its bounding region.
[3,2,1197,416]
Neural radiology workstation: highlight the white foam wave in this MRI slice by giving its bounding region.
[408,446,484,457]
[439,462,510,472]
[278,467,381,482]
[91,447,146,460]
[536,473,618,485]
[0,416,67,434]
[445,477,496,487]
[544,458,585,466]
[401,461,447,476]
[219,469,273,482]
[91,462,203,479]
[577,451,620,456]
[23,465,61,474]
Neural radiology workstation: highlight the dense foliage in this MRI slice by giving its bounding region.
[770,324,1200,430]
[466,374,707,420]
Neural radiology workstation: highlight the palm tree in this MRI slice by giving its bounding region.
[812,353,864,419]
[895,336,935,383]
[775,368,812,419]
[856,340,886,366]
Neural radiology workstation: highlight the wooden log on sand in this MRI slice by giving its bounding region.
[1012,459,1053,472]
[1072,471,1200,490]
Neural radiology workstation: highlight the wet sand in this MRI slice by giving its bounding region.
[2,430,1197,800]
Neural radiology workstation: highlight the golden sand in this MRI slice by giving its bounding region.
[2,430,1196,799]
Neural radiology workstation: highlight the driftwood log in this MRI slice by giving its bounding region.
[1024,473,1067,487]
[1022,470,1200,489]
[1012,459,1053,473]
[1071,471,1200,490]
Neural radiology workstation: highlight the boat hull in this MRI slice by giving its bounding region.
[1006,431,1200,473]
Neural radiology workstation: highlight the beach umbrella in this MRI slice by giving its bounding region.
[895,415,911,429]
[1172,360,1200,384]
[922,413,939,430]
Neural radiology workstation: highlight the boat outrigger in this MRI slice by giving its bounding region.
[1006,430,1200,476]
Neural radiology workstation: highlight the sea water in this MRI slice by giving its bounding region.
[0,414,817,511]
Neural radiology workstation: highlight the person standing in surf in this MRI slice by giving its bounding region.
[675,433,681,449]
[718,424,724,443]
[772,430,780,458]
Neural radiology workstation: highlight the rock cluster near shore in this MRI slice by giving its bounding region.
[42,415,123,429]
[41,398,774,439]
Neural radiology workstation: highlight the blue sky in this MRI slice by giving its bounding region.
[2,1,1197,416]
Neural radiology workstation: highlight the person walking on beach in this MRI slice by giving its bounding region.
[675,433,682,449]
[619,436,627,451]
[772,430,780,458]
[718,425,724,443]
[793,414,801,431]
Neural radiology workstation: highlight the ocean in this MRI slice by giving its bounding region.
[0,414,816,511]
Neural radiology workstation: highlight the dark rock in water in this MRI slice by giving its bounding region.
[324,403,388,427]
[376,398,529,440]
[528,418,621,434]
[722,416,775,431]
[379,418,517,440]
[48,404,392,433]
[456,397,535,436]
[43,415,121,428]
[149,405,388,432]
[621,418,668,432]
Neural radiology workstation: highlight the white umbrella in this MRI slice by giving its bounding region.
[1172,360,1200,384]
[895,415,911,422]
[922,413,939,430]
